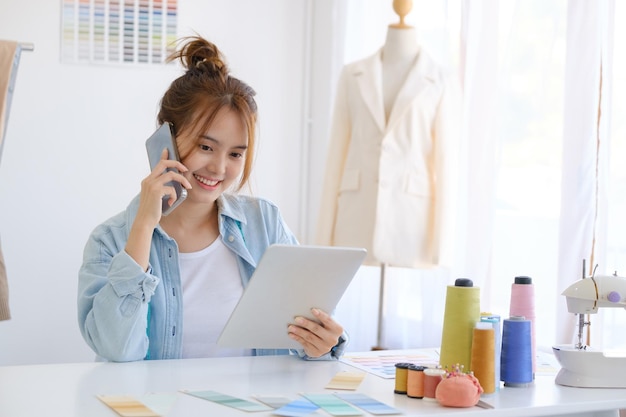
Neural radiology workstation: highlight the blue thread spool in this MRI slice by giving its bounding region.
[500,316,532,387]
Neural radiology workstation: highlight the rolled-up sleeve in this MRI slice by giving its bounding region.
[78,231,159,362]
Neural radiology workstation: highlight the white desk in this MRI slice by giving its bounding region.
[0,351,625,417]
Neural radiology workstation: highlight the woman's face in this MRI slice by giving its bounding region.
[179,108,248,205]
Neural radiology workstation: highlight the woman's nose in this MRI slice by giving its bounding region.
[208,153,226,174]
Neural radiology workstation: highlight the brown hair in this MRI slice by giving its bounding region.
[158,36,258,191]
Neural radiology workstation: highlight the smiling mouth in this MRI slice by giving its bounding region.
[193,174,220,187]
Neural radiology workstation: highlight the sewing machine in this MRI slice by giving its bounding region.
[553,273,626,388]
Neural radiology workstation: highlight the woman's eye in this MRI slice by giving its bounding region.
[199,144,212,151]
[231,152,243,159]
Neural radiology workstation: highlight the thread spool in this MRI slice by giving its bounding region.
[439,278,481,371]
[394,363,411,394]
[500,316,532,387]
[480,313,501,391]
[407,365,426,398]
[470,321,495,394]
[423,368,446,401]
[509,276,536,376]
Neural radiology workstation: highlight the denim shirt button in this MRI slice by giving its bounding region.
[228,235,235,242]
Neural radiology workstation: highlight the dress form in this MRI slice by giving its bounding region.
[373,0,420,351]
[381,0,420,121]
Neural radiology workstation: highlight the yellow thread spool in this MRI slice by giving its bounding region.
[470,321,496,394]
[480,313,501,391]
[394,363,411,394]
[439,278,481,371]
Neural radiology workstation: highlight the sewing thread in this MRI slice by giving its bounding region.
[480,313,501,391]
[439,278,481,371]
[407,365,426,398]
[500,316,532,386]
[423,368,446,401]
[394,363,411,394]
[470,321,495,394]
[509,276,536,375]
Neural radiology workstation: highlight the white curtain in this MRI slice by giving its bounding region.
[459,0,499,291]
[605,0,626,351]
[557,0,613,346]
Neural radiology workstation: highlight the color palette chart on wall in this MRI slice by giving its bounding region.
[61,0,177,64]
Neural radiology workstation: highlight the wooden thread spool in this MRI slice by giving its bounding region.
[423,368,446,400]
[394,362,411,394]
[407,365,426,398]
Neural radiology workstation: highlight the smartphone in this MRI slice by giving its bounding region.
[145,122,188,215]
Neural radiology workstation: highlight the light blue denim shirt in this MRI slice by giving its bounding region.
[78,193,347,362]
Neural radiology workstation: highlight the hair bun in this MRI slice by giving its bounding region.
[170,36,229,78]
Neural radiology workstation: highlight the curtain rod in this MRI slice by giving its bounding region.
[19,42,34,51]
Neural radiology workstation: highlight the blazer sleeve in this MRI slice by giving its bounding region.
[433,71,463,270]
[315,66,353,245]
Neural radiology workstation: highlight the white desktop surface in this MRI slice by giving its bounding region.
[1,350,625,417]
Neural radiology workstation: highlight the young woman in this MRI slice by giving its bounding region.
[78,36,347,362]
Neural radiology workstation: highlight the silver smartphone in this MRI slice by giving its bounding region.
[145,122,188,215]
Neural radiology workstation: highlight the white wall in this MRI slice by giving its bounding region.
[0,0,347,365]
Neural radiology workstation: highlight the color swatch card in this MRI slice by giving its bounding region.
[272,398,321,417]
[301,393,363,416]
[97,395,160,417]
[334,393,401,415]
[182,390,272,412]
[252,395,293,409]
[325,371,366,390]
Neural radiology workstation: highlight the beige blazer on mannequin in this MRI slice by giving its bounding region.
[316,48,461,269]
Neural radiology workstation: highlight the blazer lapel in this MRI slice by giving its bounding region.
[353,51,386,133]
[386,51,439,133]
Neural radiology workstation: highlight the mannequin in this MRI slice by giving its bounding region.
[382,1,420,121]
[316,0,461,346]
[317,0,462,267]
[377,0,420,350]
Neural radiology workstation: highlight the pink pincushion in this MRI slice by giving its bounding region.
[435,372,483,408]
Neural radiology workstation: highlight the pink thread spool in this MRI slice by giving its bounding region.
[509,276,536,376]
[423,368,446,401]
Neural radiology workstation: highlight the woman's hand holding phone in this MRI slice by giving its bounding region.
[125,123,192,271]
[125,148,192,271]
[139,148,192,225]
[145,122,189,216]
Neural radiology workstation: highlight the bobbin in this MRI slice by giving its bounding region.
[394,362,412,394]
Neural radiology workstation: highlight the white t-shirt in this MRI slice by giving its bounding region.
[178,238,253,358]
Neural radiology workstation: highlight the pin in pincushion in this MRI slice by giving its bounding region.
[435,364,483,407]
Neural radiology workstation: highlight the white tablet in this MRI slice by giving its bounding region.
[217,244,367,349]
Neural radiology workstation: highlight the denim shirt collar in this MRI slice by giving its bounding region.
[123,193,246,236]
